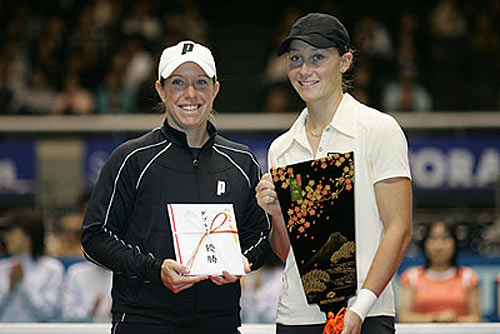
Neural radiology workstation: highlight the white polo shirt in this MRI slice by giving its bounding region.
[268,93,411,325]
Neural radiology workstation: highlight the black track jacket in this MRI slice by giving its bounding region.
[81,121,271,328]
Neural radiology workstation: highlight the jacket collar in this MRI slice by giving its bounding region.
[161,119,217,149]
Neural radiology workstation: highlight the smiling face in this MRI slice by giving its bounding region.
[155,62,220,132]
[287,39,349,104]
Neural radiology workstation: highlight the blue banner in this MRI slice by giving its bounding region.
[408,134,500,192]
[0,139,36,195]
[84,136,128,188]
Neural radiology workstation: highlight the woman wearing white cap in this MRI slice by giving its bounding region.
[255,13,412,334]
[82,40,271,334]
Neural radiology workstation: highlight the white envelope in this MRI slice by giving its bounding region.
[167,203,246,276]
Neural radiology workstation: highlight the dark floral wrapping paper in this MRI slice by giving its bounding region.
[271,152,357,315]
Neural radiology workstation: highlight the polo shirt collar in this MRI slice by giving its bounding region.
[328,93,357,138]
[274,93,358,156]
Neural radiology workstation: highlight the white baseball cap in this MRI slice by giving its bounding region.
[158,40,217,80]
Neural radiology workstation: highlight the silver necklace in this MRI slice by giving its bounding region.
[306,124,322,138]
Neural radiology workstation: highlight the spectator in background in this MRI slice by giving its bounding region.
[465,11,499,110]
[428,0,467,110]
[17,67,56,114]
[0,209,64,322]
[353,14,394,107]
[95,70,136,114]
[59,258,113,322]
[58,192,113,323]
[261,5,303,113]
[240,253,283,323]
[162,0,210,44]
[382,67,432,112]
[395,12,425,77]
[53,73,94,115]
[122,1,162,44]
[122,36,154,96]
[49,212,85,259]
[399,221,481,322]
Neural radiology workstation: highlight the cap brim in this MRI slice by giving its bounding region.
[277,35,341,56]
[159,57,216,80]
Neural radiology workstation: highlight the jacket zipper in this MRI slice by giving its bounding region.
[192,150,201,201]
[191,148,200,323]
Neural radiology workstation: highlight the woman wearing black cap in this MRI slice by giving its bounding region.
[255,13,412,334]
[82,40,271,334]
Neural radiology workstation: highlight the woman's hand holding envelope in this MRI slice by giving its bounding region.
[161,259,208,294]
[209,256,251,286]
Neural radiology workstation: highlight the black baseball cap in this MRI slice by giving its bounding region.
[277,13,350,56]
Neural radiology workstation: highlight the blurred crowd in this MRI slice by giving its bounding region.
[0,0,498,115]
[1,206,499,323]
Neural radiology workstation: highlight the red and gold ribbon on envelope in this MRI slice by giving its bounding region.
[186,210,238,269]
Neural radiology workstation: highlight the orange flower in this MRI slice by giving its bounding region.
[298,226,305,233]
[321,162,327,169]
[287,168,293,175]
[304,222,310,228]
[346,184,352,191]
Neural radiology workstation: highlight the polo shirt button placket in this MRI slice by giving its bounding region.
[319,147,323,152]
